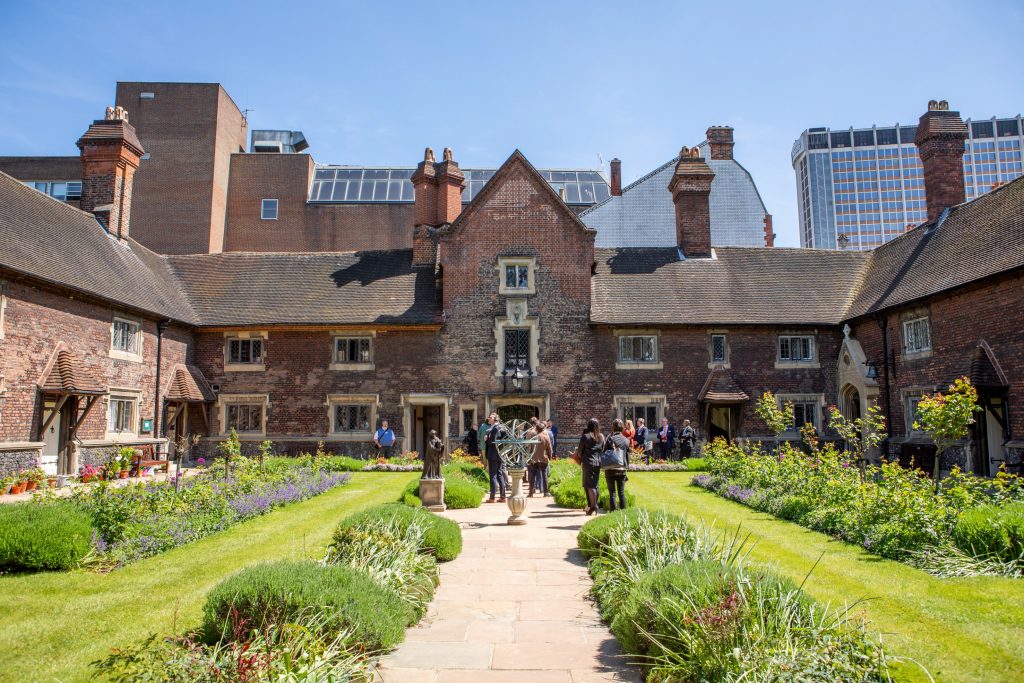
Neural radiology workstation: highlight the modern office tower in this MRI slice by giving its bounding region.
[792,114,1024,249]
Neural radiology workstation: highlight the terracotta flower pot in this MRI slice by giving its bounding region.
[10,484,24,495]
[81,475,94,483]
[19,480,30,490]
[26,481,37,491]
[119,470,129,479]
[47,478,57,487]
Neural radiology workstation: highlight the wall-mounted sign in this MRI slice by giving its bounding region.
[141,418,153,433]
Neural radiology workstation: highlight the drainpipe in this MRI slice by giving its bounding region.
[154,320,171,457]
[876,315,893,457]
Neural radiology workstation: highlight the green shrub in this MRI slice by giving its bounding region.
[0,502,95,571]
[552,474,636,510]
[203,560,409,649]
[681,457,709,471]
[953,502,1024,562]
[319,455,369,472]
[443,476,484,509]
[328,519,438,621]
[548,459,579,489]
[804,505,850,535]
[777,495,813,522]
[443,460,488,486]
[338,503,462,562]
[578,508,647,556]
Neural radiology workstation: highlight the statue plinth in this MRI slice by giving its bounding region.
[420,478,446,512]
[506,467,528,525]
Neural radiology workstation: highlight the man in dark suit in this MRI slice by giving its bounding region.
[484,413,508,502]
[657,417,676,461]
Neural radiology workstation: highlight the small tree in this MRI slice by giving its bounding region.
[828,403,887,481]
[258,440,274,474]
[218,429,242,479]
[754,391,794,438]
[914,377,980,492]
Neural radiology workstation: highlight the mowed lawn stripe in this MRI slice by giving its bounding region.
[628,472,1024,683]
[0,472,416,683]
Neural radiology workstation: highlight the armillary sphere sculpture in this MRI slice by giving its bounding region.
[495,418,539,525]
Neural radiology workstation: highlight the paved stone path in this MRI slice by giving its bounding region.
[375,498,641,683]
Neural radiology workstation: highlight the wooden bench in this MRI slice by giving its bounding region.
[131,451,171,476]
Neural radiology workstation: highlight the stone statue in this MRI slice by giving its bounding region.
[422,429,444,479]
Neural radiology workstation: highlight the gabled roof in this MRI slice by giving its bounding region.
[165,250,440,327]
[0,171,197,324]
[845,177,1024,319]
[592,247,870,325]
[38,347,105,395]
[699,366,749,403]
[165,364,217,402]
[441,150,596,240]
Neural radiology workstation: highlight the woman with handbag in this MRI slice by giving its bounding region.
[602,419,630,511]
[577,418,604,516]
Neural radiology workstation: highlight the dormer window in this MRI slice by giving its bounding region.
[261,199,278,220]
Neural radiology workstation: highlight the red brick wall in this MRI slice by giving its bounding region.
[222,154,415,252]
[0,279,191,443]
[850,271,1024,439]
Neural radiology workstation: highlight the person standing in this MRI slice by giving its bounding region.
[547,419,558,456]
[622,419,636,448]
[578,418,604,515]
[679,420,696,460]
[602,419,630,511]
[373,420,396,459]
[657,418,675,461]
[484,413,508,502]
[464,421,480,458]
[635,418,651,465]
[529,418,552,497]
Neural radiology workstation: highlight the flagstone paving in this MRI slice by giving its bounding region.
[375,498,641,683]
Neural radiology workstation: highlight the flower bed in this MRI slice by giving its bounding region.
[94,500,463,680]
[579,509,901,681]
[74,458,350,568]
[696,438,1024,576]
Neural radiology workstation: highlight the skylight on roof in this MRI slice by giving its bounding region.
[309,167,609,205]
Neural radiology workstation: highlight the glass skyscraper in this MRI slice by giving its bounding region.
[792,115,1024,249]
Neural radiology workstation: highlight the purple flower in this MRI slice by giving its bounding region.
[197,458,206,464]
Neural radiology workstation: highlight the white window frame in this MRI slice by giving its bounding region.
[776,393,825,434]
[614,329,663,370]
[224,331,267,372]
[106,389,142,440]
[218,394,269,437]
[709,332,729,366]
[109,316,143,362]
[776,334,818,369]
[261,199,279,220]
[902,316,932,357]
[613,394,668,438]
[497,257,537,295]
[330,331,375,371]
[459,404,478,435]
[326,394,378,441]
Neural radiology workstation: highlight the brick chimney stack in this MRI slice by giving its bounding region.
[609,158,622,196]
[76,106,144,241]
[706,126,734,161]
[411,147,465,266]
[915,100,968,223]
[668,146,715,258]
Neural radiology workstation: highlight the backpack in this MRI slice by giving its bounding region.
[600,437,627,471]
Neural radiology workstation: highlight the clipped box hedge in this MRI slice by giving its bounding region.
[203,560,410,649]
[0,502,95,571]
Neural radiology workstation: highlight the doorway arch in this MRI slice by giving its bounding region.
[841,384,862,423]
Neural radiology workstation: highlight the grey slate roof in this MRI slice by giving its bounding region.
[582,144,769,248]
[845,177,1024,319]
[592,247,870,325]
[0,171,197,323]
[164,250,440,327]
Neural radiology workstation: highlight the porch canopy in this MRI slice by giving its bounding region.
[36,347,106,442]
[163,364,216,435]
[698,366,749,403]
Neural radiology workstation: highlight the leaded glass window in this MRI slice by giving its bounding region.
[504,328,531,370]
[618,335,658,364]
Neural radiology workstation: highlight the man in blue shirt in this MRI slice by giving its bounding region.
[373,420,396,458]
[546,419,558,456]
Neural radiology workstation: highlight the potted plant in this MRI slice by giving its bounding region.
[0,476,11,495]
[117,446,135,479]
[26,467,45,491]
[80,463,100,483]
[18,470,31,491]
[10,476,25,494]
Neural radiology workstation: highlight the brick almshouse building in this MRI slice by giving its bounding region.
[0,86,1021,479]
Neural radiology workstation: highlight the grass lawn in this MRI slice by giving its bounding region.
[0,471,416,683]
[628,472,1024,683]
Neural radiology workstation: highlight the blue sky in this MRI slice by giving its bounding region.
[0,0,1021,247]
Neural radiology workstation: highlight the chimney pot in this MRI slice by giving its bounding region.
[915,100,968,223]
[411,146,464,265]
[609,158,622,196]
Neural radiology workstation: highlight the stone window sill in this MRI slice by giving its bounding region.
[224,363,266,373]
[109,349,143,363]
[774,361,820,370]
[329,362,375,372]
[615,362,664,371]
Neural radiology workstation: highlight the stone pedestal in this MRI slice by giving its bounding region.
[420,477,446,512]
[506,468,527,525]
